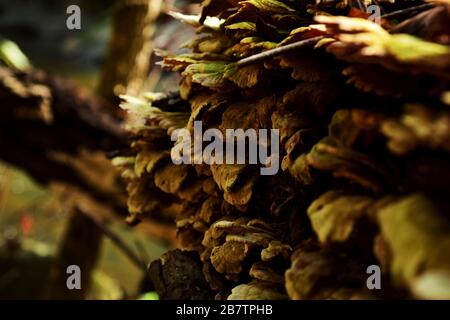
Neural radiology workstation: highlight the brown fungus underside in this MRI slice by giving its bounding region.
[115,0,450,300]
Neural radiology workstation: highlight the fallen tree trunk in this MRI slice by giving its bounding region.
[0,65,178,243]
[0,66,126,194]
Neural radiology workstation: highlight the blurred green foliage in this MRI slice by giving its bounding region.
[0,39,30,70]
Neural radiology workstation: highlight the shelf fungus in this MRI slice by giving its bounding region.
[115,0,450,300]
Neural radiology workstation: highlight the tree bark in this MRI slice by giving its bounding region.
[97,0,163,103]
[0,66,126,191]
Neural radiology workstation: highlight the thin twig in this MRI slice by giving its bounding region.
[134,239,150,263]
[80,209,148,271]
[381,3,435,19]
[236,36,324,67]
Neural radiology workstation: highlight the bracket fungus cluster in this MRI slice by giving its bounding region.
[115,0,450,300]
